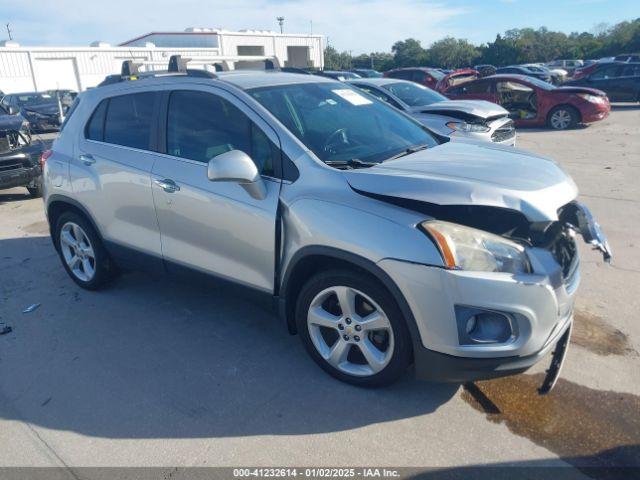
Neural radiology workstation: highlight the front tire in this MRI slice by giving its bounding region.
[54,212,116,290]
[295,269,412,387]
[547,105,579,130]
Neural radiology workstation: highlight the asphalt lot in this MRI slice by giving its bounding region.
[0,109,639,475]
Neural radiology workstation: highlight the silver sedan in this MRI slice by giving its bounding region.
[348,77,516,146]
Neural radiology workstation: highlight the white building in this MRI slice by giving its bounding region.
[0,28,324,94]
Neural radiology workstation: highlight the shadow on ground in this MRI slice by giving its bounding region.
[0,236,458,440]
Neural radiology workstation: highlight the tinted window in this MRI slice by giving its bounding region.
[166,90,275,175]
[388,70,412,80]
[591,65,622,80]
[104,92,155,150]
[249,82,438,165]
[462,80,492,94]
[410,70,427,83]
[621,64,640,77]
[85,99,107,140]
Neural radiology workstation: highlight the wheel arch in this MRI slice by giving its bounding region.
[46,195,102,249]
[278,246,422,352]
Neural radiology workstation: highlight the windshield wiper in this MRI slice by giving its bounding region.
[385,144,430,162]
[324,158,378,169]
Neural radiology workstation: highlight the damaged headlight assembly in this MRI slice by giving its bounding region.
[445,121,490,133]
[420,220,531,274]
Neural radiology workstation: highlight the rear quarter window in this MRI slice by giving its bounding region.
[85,99,108,141]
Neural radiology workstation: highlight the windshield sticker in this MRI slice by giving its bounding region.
[332,89,373,106]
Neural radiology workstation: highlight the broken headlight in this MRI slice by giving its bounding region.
[445,121,490,133]
[420,220,531,274]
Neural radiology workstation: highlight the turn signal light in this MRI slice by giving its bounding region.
[40,149,53,169]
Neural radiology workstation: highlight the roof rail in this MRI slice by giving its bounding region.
[168,54,281,72]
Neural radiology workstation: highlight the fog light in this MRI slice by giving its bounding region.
[467,312,512,343]
[455,306,516,345]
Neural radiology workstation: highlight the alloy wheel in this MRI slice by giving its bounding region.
[550,109,572,129]
[307,286,394,377]
[59,222,96,282]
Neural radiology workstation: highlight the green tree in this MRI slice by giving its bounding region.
[391,38,428,67]
[427,37,479,68]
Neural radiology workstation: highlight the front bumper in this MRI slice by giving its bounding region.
[379,255,577,382]
[581,102,610,124]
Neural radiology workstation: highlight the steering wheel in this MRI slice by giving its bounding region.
[323,128,350,154]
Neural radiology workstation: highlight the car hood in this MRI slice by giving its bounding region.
[409,100,508,120]
[0,113,24,132]
[22,103,59,115]
[345,142,578,222]
[553,86,606,96]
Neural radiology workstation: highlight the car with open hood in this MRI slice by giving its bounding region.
[348,77,516,146]
[43,61,611,390]
[442,73,610,130]
[1,92,64,132]
[0,104,46,196]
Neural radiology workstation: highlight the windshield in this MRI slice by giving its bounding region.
[249,82,438,165]
[426,68,445,80]
[524,76,556,90]
[383,82,447,107]
[14,93,55,106]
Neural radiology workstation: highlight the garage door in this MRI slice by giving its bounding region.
[33,58,80,91]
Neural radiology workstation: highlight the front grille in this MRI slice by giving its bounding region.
[491,120,515,143]
[0,162,23,173]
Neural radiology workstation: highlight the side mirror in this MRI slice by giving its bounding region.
[207,150,267,200]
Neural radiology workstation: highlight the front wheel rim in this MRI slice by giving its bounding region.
[551,109,571,129]
[307,286,394,377]
[60,222,96,282]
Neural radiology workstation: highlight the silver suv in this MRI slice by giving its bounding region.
[42,67,611,388]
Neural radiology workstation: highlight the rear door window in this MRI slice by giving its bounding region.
[591,65,622,80]
[103,92,156,150]
[621,64,640,77]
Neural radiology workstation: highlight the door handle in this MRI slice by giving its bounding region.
[79,154,95,166]
[154,178,180,193]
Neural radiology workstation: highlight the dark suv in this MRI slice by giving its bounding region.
[566,62,640,102]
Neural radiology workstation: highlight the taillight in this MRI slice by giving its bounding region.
[40,149,53,169]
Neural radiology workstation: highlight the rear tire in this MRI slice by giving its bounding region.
[547,105,579,130]
[295,269,412,387]
[54,211,117,290]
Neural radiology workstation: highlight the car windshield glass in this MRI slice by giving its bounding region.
[426,69,445,80]
[15,93,54,106]
[249,82,438,165]
[524,77,556,90]
[383,82,447,107]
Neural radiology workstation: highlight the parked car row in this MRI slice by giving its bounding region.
[40,58,611,391]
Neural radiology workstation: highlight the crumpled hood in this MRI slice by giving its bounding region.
[0,113,25,132]
[409,100,508,119]
[23,103,59,116]
[345,142,578,222]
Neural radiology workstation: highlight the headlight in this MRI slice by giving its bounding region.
[445,121,490,133]
[420,220,531,274]
[578,93,605,104]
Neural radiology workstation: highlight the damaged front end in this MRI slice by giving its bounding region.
[0,116,44,192]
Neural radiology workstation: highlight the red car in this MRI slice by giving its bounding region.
[442,73,610,130]
[383,67,446,90]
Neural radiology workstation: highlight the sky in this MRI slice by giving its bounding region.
[0,0,638,54]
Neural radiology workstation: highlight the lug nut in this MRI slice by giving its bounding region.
[354,335,360,342]
[343,334,350,341]
[345,318,352,325]
[355,325,361,331]
[338,324,344,330]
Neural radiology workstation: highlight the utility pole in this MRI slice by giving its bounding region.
[277,16,285,34]
[6,23,12,41]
